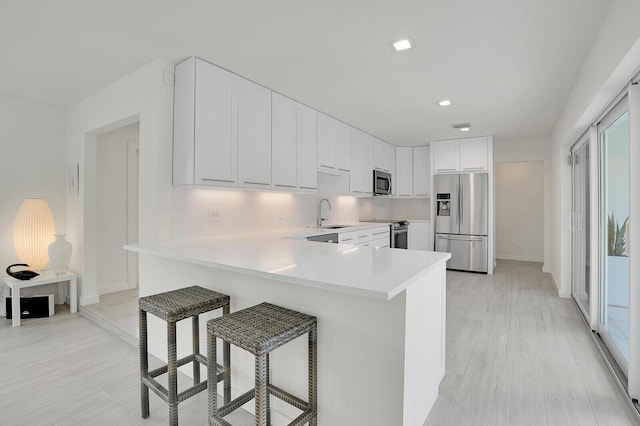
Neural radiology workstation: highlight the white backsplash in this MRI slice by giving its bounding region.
[172,173,360,240]
[358,197,430,221]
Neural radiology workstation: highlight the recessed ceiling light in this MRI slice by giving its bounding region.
[392,39,412,51]
[438,99,452,107]
[452,123,471,132]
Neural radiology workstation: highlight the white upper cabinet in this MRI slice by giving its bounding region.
[296,103,317,190]
[334,120,350,173]
[349,127,363,194]
[459,137,489,171]
[271,93,297,189]
[317,113,350,174]
[238,78,271,188]
[272,94,317,191]
[317,113,336,172]
[361,135,373,195]
[432,136,490,173]
[373,138,393,173]
[432,139,459,173]
[412,146,430,197]
[395,147,413,197]
[173,57,239,186]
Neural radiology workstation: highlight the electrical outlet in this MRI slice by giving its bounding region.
[208,208,220,223]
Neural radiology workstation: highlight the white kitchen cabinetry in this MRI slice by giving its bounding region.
[238,78,271,188]
[459,137,489,171]
[395,147,413,197]
[338,226,390,248]
[296,103,318,190]
[271,94,318,191]
[408,222,432,251]
[271,92,297,189]
[317,113,350,174]
[431,136,491,173]
[349,128,363,194]
[431,140,459,173]
[413,145,430,197]
[173,57,239,186]
[361,135,373,196]
[349,128,373,195]
[373,138,394,173]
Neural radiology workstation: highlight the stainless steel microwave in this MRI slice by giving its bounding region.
[373,170,392,195]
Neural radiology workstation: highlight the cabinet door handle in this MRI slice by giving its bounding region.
[202,178,235,183]
[299,186,317,190]
[275,184,296,188]
[320,164,336,169]
[462,166,485,171]
[243,181,270,186]
[438,168,457,171]
[372,231,388,236]
[338,168,351,172]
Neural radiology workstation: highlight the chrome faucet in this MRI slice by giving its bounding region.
[317,198,332,227]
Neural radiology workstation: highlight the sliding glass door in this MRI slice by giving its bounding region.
[599,96,630,373]
[571,136,591,322]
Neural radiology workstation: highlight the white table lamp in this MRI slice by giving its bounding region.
[13,198,55,270]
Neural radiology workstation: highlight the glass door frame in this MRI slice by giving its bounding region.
[571,131,597,328]
[597,95,630,377]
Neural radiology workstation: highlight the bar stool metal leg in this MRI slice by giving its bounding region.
[193,315,200,384]
[309,327,318,426]
[223,305,231,404]
[208,333,218,423]
[265,354,271,426]
[140,309,150,419]
[255,354,268,426]
[168,321,178,426]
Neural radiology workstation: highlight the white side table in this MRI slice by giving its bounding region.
[2,270,77,327]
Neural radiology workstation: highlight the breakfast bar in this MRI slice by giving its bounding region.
[126,227,450,425]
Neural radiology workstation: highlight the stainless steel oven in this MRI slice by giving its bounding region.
[391,221,408,249]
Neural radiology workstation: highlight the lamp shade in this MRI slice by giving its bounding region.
[13,198,55,270]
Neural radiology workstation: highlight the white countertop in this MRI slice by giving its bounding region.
[126,224,450,301]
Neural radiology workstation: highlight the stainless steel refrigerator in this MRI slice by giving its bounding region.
[434,173,488,273]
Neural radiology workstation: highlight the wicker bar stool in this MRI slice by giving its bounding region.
[139,285,231,426]
[207,302,317,426]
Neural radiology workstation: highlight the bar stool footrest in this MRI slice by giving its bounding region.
[217,389,255,418]
[268,384,309,412]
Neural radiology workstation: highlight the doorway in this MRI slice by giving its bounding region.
[96,122,140,295]
[494,161,544,263]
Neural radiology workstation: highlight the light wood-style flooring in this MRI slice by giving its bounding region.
[1,260,638,425]
[424,260,638,426]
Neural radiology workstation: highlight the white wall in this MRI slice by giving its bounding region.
[65,60,174,305]
[551,0,640,297]
[0,95,67,269]
[494,138,551,271]
[96,122,139,294]
[495,162,544,262]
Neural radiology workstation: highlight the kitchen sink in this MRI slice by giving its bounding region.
[321,225,350,229]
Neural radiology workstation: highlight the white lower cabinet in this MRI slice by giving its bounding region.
[408,222,432,251]
[339,226,390,247]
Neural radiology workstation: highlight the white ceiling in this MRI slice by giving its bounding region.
[0,0,611,145]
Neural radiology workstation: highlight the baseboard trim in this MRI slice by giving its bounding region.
[80,294,100,306]
[79,306,138,348]
[98,283,136,296]
[496,254,544,263]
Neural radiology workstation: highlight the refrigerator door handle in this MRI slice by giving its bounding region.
[459,184,464,226]
[456,184,460,225]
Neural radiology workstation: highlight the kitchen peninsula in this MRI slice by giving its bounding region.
[126,225,450,425]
